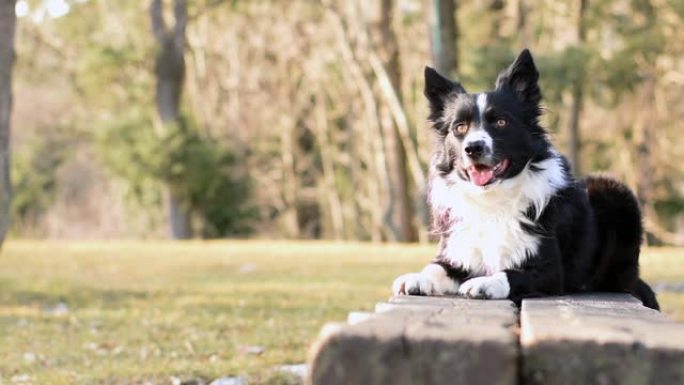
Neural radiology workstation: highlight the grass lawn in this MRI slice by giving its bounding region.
[0,241,682,384]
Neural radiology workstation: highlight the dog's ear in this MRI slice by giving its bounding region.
[495,49,541,105]
[424,66,466,113]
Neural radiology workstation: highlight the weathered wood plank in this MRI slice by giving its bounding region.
[521,293,684,385]
[307,296,518,385]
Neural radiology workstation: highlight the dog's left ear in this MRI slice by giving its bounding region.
[495,49,541,105]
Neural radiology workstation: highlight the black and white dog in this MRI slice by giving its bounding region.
[392,49,659,310]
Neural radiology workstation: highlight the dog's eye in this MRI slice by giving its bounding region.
[454,122,468,135]
[496,119,508,128]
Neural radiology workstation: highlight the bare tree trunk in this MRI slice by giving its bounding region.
[327,2,425,241]
[0,0,16,248]
[150,0,192,239]
[634,2,659,245]
[567,0,587,176]
[516,0,529,48]
[164,188,191,239]
[424,0,458,242]
[314,91,344,240]
[429,0,458,76]
[326,6,388,241]
[488,0,505,38]
[375,0,418,242]
[636,74,656,245]
[280,118,300,239]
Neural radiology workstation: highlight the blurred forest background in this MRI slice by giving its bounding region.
[5,0,684,244]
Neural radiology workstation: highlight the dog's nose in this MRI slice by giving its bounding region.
[464,141,486,158]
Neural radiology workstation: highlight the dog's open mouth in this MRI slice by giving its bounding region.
[466,158,510,186]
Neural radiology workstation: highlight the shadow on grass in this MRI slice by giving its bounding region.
[0,278,158,311]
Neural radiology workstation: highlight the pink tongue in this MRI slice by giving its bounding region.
[470,168,494,186]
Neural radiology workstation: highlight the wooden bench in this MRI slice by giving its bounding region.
[307,294,684,385]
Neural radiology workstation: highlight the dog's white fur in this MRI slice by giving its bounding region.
[433,154,567,273]
[392,154,567,297]
[476,93,488,122]
[392,263,460,295]
[459,272,510,299]
[462,93,494,155]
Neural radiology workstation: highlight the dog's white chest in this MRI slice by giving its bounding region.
[430,156,567,276]
[443,213,538,275]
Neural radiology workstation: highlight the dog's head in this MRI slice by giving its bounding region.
[425,49,550,188]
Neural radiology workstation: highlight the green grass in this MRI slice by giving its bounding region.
[0,241,682,384]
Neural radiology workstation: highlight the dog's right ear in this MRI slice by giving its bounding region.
[424,66,466,113]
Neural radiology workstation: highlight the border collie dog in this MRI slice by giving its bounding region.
[392,49,659,310]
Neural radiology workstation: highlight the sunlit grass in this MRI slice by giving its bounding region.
[640,247,684,320]
[0,241,681,384]
[0,241,430,384]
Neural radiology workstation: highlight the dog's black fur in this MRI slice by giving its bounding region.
[392,49,659,310]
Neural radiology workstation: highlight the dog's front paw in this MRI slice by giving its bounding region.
[392,272,426,295]
[458,272,510,299]
[392,264,459,296]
